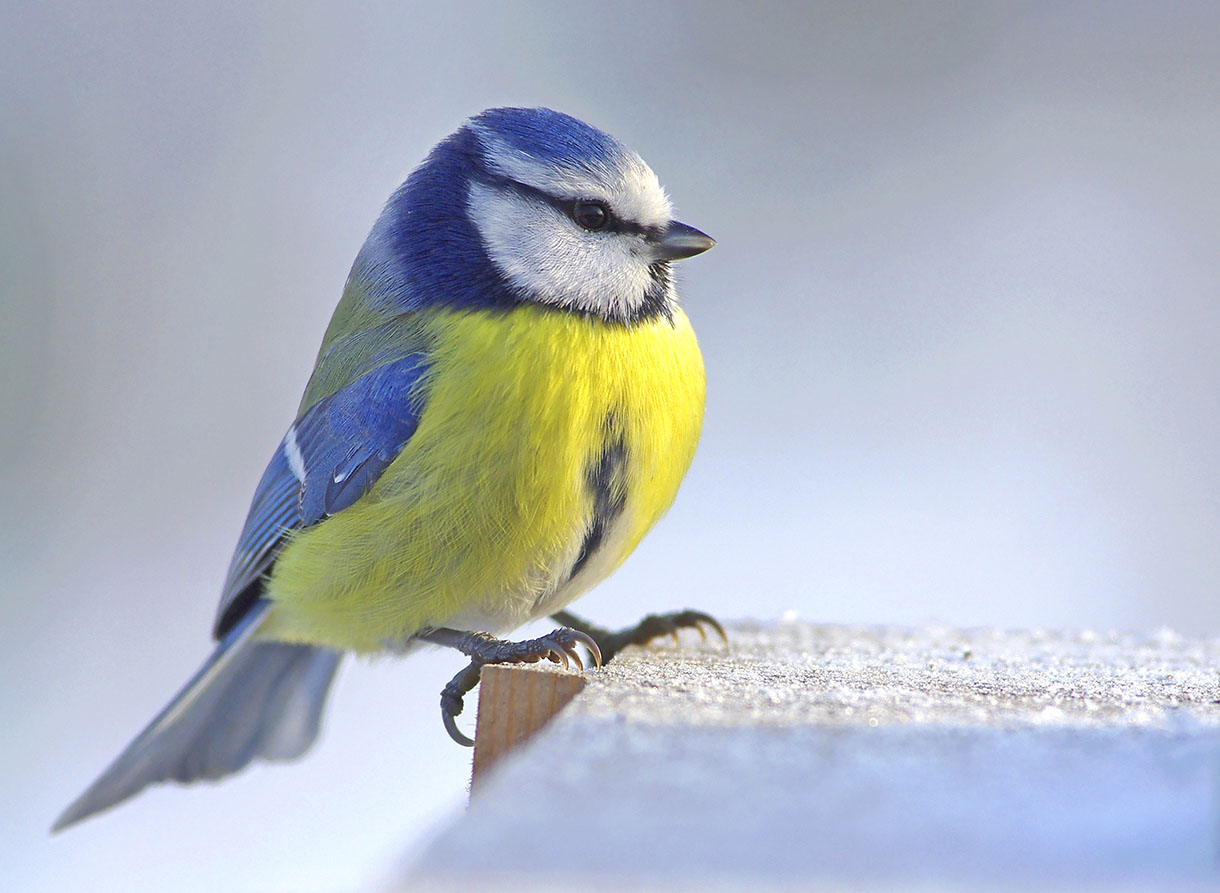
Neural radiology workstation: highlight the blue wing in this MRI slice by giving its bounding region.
[212,354,430,637]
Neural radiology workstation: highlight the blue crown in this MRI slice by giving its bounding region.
[470,107,627,169]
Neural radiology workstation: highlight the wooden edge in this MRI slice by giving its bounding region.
[470,664,587,792]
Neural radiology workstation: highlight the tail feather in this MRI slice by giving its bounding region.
[53,602,342,832]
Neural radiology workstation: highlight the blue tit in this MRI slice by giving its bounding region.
[54,107,718,831]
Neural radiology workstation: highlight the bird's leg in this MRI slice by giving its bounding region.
[550,609,728,664]
[420,627,602,746]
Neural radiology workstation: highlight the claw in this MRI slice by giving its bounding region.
[701,614,729,645]
[680,610,727,646]
[569,629,602,668]
[569,648,584,672]
[553,646,569,669]
[439,663,480,748]
[442,709,475,747]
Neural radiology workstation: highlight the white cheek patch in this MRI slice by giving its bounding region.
[468,181,658,320]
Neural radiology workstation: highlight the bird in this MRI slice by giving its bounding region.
[53,106,719,831]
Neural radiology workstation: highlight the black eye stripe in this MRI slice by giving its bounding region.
[480,175,661,239]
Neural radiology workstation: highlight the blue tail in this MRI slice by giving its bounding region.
[52,602,342,831]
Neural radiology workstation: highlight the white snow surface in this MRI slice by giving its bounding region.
[405,621,1220,889]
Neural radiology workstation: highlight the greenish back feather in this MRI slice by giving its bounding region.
[299,282,436,413]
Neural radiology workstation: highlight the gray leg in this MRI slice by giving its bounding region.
[421,627,602,746]
[551,609,727,664]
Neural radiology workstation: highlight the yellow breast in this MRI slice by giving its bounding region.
[261,304,705,652]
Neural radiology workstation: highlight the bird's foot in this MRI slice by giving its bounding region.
[551,609,727,664]
[423,627,601,746]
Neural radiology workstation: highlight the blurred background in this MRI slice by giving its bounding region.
[4,1,1220,889]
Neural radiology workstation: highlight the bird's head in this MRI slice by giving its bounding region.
[351,107,713,325]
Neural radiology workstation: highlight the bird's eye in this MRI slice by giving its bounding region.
[572,201,609,231]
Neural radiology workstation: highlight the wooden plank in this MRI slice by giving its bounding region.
[416,623,1220,887]
[471,664,587,791]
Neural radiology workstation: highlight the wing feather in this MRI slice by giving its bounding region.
[212,353,430,637]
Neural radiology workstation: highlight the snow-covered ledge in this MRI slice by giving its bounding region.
[403,621,1220,888]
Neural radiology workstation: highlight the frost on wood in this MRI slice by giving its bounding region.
[408,621,1220,887]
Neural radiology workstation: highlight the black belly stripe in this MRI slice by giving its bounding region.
[570,418,629,580]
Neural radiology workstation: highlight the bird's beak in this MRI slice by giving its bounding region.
[654,220,715,261]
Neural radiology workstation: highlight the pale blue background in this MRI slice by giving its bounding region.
[4,2,1220,890]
